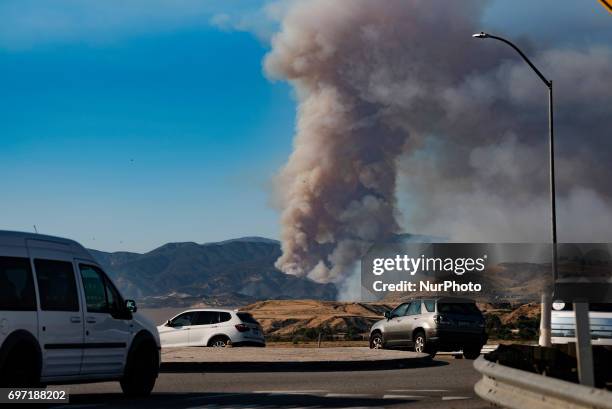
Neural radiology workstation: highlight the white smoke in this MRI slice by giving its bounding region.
[265,0,612,288]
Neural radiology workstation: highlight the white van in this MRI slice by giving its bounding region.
[0,231,160,396]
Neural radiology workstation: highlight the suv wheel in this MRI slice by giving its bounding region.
[413,330,436,358]
[120,340,159,397]
[369,333,384,349]
[462,345,482,360]
[208,335,230,348]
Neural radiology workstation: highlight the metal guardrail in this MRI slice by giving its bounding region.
[473,356,612,409]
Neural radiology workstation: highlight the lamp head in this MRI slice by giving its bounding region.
[472,32,489,39]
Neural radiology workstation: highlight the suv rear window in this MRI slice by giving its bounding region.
[438,302,480,315]
[237,312,258,324]
[0,256,36,311]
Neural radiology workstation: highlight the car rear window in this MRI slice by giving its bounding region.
[237,312,258,324]
[0,256,37,311]
[438,302,480,315]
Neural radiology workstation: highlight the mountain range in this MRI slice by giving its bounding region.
[89,237,337,306]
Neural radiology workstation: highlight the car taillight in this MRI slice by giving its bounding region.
[235,324,250,332]
[434,314,452,325]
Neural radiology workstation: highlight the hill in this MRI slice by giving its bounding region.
[242,300,392,339]
[90,237,337,305]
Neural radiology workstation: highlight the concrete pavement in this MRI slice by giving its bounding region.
[162,347,430,371]
[49,356,491,409]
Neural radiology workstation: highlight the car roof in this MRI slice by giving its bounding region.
[0,230,95,261]
[180,308,237,314]
[398,296,476,303]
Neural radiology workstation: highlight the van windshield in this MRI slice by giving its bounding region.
[438,302,481,315]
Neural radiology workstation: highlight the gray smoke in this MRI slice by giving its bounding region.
[265,0,612,285]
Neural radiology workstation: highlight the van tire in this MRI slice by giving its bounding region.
[120,334,159,397]
[0,331,42,388]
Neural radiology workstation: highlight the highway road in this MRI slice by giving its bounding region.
[49,356,492,409]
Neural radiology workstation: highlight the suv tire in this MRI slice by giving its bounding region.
[413,330,436,358]
[120,337,159,397]
[369,332,384,349]
[208,335,230,348]
[462,344,482,360]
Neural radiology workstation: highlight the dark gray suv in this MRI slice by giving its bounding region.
[369,297,487,359]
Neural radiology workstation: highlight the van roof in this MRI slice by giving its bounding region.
[0,230,94,261]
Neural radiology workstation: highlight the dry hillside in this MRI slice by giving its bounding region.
[241,300,392,338]
[240,299,541,340]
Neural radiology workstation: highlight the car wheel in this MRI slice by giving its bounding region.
[413,330,436,358]
[0,345,41,387]
[208,335,230,348]
[462,345,482,360]
[370,333,384,349]
[120,339,159,397]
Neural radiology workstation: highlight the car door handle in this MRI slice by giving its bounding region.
[70,316,81,323]
[86,317,97,324]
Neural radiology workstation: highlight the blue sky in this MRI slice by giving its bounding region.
[1,1,609,252]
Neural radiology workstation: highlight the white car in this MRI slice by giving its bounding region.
[158,309,265,347]
[0,231,161,396]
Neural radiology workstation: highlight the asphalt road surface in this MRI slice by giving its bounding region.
[50,356,492,409]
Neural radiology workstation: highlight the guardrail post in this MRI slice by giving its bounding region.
[573,302,594,386]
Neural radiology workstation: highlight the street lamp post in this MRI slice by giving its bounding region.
[472,32,594,386]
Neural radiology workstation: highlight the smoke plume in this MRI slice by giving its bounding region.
[265,0,612,285]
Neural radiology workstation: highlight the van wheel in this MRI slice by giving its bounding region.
[369,332,384,349]
[413,330,436,358]
[120,339,159,397]
[208,335,230,348]
[0,344,41,387]
[462,345,482,360]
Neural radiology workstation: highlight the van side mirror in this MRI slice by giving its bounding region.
[166,319,173,327]
[384,311,391,319]
[125,299,137,313]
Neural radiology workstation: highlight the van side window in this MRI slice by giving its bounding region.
[79,264,122,314]
[219,312,231,323]
[424,300,435,312]
[0,256,36,311]
[34,259,79,312]
[104,276,122,313]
